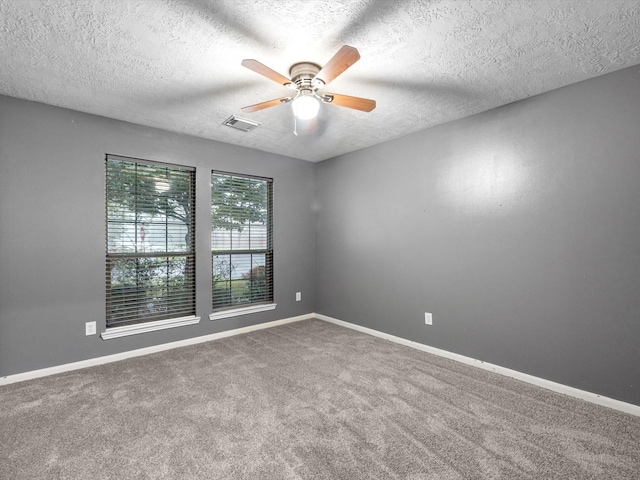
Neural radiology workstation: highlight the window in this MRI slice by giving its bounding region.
[211,171,273,313]
[106,155,196,330]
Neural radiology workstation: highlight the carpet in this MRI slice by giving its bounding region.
[1,318,639,479]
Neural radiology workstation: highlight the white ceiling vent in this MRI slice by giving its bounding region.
[222,115,260,132]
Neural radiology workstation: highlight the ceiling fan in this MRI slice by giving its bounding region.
[240,45,376,131]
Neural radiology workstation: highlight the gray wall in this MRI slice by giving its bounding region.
[3,65,639,408]
[316,65,640,406]
[0,95,316,377]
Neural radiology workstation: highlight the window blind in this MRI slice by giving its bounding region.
[211,171,273,311]
[106,155,196,327]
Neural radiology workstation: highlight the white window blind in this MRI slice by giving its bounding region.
[106,155,196,328]
[211,171,273,311]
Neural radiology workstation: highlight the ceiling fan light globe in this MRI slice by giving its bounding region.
[292,96,320,119]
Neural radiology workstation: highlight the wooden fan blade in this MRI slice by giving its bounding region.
[322,93,376,112]
[241,96,291,113]
[241,59,292,86]
[314,45,361,85]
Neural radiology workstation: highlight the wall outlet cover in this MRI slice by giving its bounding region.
[85,321,97,336]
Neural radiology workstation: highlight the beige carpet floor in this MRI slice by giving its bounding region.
[1,318,639,479]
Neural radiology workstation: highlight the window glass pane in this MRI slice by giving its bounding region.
[230,254,251,280]
[212,253,269,309]
[248,254,267,301]
[211,228,232,250]
[107,159,194,255]
[108,256,195,326]
[211,174,269,245]
[249,223,267,249]
[212,254,232,309]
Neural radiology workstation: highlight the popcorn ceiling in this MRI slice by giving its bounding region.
[1,0,639,161]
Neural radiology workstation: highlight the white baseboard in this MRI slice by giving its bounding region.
[315,313,640,418]
[0,313,314,386]
[4,312,639,418]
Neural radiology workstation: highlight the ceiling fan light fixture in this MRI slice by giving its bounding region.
[291,95,320,120]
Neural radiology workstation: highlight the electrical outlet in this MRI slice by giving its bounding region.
[296,292,301,302]
[425,312,433,326]
[85,321,96,336]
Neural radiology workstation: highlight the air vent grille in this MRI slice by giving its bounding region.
[222,115,260,132]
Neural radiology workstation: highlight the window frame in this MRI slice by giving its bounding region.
[103,154,200,338]
[210,170,275,319]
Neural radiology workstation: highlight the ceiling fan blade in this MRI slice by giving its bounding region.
[241,96,292,113]
[313,45,361,85]
[241,59,292,86]
[322,93,376,112]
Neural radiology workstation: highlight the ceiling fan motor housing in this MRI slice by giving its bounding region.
[289,62,323,93]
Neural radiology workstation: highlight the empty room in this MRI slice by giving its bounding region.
[1,1,640,478]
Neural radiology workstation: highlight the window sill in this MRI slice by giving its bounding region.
[209,303,277,321]
[101,315,201,340]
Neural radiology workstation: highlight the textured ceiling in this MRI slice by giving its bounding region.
[1,0,639,162]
